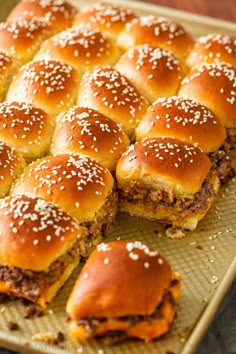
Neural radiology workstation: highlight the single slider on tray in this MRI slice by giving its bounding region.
[116,137,220,234]
[10,154,118,254]
[0,194,87,308]
[66,240,181,341]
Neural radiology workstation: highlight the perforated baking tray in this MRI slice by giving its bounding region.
[0,1,235,354]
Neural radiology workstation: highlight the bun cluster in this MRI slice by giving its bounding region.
[0,0,235,346]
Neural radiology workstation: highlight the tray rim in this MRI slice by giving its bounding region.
[0,1,235,354]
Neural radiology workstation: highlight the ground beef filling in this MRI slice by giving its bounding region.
[119,176,215,219]
[209,134,236,183]
[82,189,118,255]
[77,289,176,336]
[0,238,83,302]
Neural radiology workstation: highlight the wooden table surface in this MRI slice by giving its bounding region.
[140,0,236,22]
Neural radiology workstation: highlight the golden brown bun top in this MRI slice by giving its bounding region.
[35,24,120,73]
[0,18,51,64]
[117,15,194,61]
[179,63,236,128]
[0,140,25,198]
[73,2,137,40]
[50,106,130,171]
[0,51,18,84]
[0,194,84,271]
[6,59,79,118]
[66,240,173,319]
[116,137,211,197]
[136,96,226,153]
[115,45,184,103]
[7,0,78,34]
[186,33,236,69]
[0,101,54,161]
[11,154,114,222]
[77,66,148,137]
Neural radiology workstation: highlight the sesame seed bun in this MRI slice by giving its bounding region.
[0,51,19,102]
[7,0,78,34]
[0,101,54,162]
[186,33,236,69]
[73,3,137,41]
[66,240,181,340]
[179,63,236,128]
[6,59,79,119]
[0,194,84,271]
[0,18,51,65]
[135,97,226,153]
[77,66,148,137]
[35,24,121,74]
[117,15,194,61]
[0,193,86,307]
[115,45,184,103]
[0,141,25,198]
[116,137,219,231]
[50,106,130,171]
[11,154,114,223]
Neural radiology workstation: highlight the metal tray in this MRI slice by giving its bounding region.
[0,1,235,354]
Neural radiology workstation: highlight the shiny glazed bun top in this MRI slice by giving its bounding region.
[179,63,236,128]
[11,154,114,222]
[0,101,54,161]
[50,106,129,171]
[115,45,183,103]
[117,15,194,61]
[7,0,78,34]
[6,59,79,118]
[66,240,172,319]
[0,18,51,65]
[73,3,137,40]
[116,137,211,197]
[35,24,121,74]
[0,194,84,271]
[135,96,226,153]
[77,66,148,137]
[186,33,236,69]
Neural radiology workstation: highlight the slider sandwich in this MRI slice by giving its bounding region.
[0,194,86,308]
[135,97,235,183]
[11,154,118,254]
[66,240,181,341]
[116,137,220,233]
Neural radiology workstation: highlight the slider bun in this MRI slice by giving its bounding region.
[117,15,194,61]
[50,106,130,171]
[0,101,54,162]
[116,137,211,197]
[73,3,137,40]
[0,140,25,198]
[136,97,226,153]
[6,59,79,119]
[0,194,84,271]
[186,33,236,69]
[0,51,19,102]
[77,66,148,137]
[115,45,184,103]
[0,18,51,65]
[66,240,172,319]
[7,0,78,34]
[10,154,114,222]
[179,63,236,128]
[35,24,121,74]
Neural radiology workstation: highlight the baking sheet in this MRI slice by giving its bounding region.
[0,1,235,354]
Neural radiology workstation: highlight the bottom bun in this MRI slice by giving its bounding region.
[119,172,220,233]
